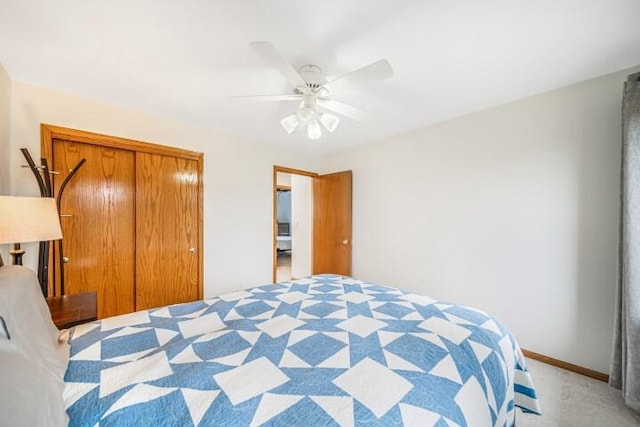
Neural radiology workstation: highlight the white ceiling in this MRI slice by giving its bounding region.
[1,0,640,155]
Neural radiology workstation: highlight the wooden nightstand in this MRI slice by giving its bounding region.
[46,291,98,329]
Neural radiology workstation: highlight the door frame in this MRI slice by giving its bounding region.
[41,124,204,299]
[273,165,318,283]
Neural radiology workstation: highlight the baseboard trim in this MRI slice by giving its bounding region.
[522,349,609,383]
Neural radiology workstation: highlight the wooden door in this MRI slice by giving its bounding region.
[313,170,352,276]
[136,152,200,310]
[53,139,136,319]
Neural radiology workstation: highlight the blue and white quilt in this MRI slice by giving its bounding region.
[64,275,540,426]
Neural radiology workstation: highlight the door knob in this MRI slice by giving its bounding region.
[189,247,196,254]
[342,240,349,246]
[62,257,70,263]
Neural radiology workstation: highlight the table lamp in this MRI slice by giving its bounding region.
[0,196,63,267]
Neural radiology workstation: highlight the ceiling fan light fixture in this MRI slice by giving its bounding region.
[280,114,298,134]
[319,113,340,132]
[307,118,322,140]
[246,42,394,142]
[295,107,312,123]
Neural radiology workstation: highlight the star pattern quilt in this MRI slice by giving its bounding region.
[64,275,540,426]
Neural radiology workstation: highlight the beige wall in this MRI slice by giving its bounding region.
[8,80,318,297]
[0,64,10,265]
[0,63,10,195]
[276,172,292,187]
[320,67,640,373]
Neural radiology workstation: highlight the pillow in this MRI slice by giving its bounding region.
[0,265,70,426]
[0,341,68,427]
[0,265,69,379]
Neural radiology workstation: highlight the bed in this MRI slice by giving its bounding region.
[0,267,540,426]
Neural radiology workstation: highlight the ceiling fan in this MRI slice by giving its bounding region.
[236,42,394,140]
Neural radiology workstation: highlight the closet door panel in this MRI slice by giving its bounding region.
[136,153,199,310]
[53,139,136,319]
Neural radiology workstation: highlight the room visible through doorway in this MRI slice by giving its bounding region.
[274,168,314,283]
[276,185,292,282]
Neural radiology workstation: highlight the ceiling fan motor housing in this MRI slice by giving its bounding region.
[296,65,326,92]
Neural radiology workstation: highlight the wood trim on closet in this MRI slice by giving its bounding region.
[41,124,202,161]
[197,153,204,301]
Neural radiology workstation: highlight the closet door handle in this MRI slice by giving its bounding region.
[189,247,196,254]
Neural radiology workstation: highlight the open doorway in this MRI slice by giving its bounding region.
[273,165,353,283]
[274,168,314,282]
[275,183,292,282]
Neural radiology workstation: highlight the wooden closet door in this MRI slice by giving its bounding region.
[53,139,136,319]
[136,152,200,310]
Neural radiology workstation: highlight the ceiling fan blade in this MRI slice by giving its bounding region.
[323,59,393,95]
[228,94,303,102]
[317,99,370,122]
[250,41,308,91]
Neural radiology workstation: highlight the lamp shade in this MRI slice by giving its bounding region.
[0,196,62,244]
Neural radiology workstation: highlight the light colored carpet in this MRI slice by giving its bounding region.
[517,358,640,427]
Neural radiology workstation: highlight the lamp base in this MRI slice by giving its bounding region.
[9,243,25,266]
